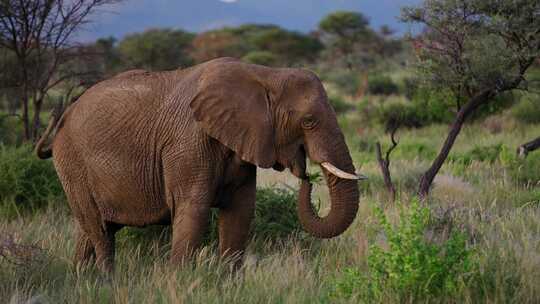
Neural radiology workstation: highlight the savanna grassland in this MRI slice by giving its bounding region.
[1,86,539,303]
[1,1,540,302]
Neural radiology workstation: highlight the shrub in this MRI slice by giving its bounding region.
[512,95,540,124]
[328,94,354,114]
[321,69,361,96]
[242,51,278,66]
[0,145,63,217]
[331,199,475,301]
[368,75,399,96]
[251,187,300,239]
[376,101,424,131]
[0,114,24,146]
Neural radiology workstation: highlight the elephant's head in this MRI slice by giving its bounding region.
[190,58,364,238]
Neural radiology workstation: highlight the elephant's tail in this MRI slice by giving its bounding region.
[35,103,65,159]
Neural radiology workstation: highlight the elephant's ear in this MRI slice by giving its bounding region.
[189,63,276,168]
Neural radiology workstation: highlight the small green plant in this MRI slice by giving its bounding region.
[332,199,475,302]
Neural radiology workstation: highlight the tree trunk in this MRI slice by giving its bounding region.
[418,89,495,198]
[517,137,540,158]
[21,93,31,141]
[31,98,43,142]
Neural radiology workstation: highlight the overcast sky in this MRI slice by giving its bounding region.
[79,0,421,41]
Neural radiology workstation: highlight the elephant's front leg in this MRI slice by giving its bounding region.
[170,202,211,265]
[218,169,256,266]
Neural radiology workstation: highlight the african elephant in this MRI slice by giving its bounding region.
[35,57,364,273]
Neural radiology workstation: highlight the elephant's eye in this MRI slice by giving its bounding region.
[302,115,318,130]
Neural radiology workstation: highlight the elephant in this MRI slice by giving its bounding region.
[35,57,364,273]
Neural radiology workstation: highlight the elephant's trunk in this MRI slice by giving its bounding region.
[297,165,359,239]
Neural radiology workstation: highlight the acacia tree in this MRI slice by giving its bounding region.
[0,0,119,141]
[401,0,540,198]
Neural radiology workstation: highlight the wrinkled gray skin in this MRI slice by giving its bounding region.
[35,58,360,273]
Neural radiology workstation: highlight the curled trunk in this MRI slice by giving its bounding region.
[297,168,359,238]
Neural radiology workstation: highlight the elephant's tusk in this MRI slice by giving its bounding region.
[321,162,368,180]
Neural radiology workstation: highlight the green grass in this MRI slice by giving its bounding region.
[1,103,540,303]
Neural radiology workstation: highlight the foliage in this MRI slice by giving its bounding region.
[0,114,24,146]
[332,200,475,301]
[190,24,322,66]
[0,145,63,218]
[375,89,455,131]
[117,28,194,71]
[249,27,323,65]
[368,75,399,96]
[319,11,370,54]
[402,0,540,101]
[512,94,540,124]
[242,51,278,66]
[251,187,301,239]
[328,94,354,114]
[321,69,362,96]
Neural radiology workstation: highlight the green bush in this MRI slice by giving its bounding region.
[376,101,424,131]
[0,114,24,146]
[321,69,361,96]
[242,51,278,66]
[368,75,399,96]
[512,95,540,124]
[376,89,454,131]
[328,94,354,114]
[331,200,475,302]
[0,145,63,217]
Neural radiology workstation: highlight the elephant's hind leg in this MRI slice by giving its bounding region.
[61,177,117,273]
[74,225,95,267]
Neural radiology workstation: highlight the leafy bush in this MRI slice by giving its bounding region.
[376,90,454,131]
[251,187,300,239]
[512,95,540,124]
[328,94,354,114]
[332,200,475,302]
[376,101,424,131]
[368,75,399,96]
[0,145,63,217]
[242,51,278,66]
[321,69,361,96]
[0,114,24,146]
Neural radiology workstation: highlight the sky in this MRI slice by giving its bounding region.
[79,0,421,41]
